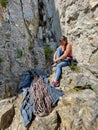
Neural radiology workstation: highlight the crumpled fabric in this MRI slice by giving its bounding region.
[18,69,48,93]
[19,69,64,127]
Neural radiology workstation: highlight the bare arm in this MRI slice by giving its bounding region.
[54,44,72,62]
[53,52,56,62]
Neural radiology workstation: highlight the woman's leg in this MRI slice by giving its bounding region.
[52,47,62,67]
[55,47,62,59]
[54,61,68,81]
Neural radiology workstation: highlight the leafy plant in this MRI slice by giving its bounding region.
[70,63,79,72]
[16,47,23,58]
[73,86,82,91]
[62,99,70,106]
[5,31,11,39]
[0,0,7,8]
[28,39,33,50]
[73,85,96,92]
[0,57,3,63]
[34,57,38,65]
[70,58,79,72]
[44,45,53,59]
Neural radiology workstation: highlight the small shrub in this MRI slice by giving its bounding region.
[0,0,7,8]
[70,59,79,72]
[73,86,82,91]
[28,39,33,50]
[73,85,96,92]
[25,19,30,26]
[16,47,23,58]
[0,57,3,63]
[34,57,38,65]
[62,99,70,106]
[5,32,11,39]
[44,45,53,59]
[70,63,79,72]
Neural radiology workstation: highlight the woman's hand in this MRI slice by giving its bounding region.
[53,58,57,62]
[53,51,60,62]
[53,58,60,62]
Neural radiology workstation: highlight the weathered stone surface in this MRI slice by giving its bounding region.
[51,64,98,93]
[0,0,39,99]
[90,0,98,9]
[0,0,98,130]
[0,98,15,130]
[54,0,98,65]
[3,94,59,130]
[57,89,98,130]
[29,110,58,130]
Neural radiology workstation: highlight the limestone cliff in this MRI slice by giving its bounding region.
[0,0,98,130]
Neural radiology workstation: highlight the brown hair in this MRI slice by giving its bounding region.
[60,36,68,46]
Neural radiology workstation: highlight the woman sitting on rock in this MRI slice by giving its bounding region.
[52,36,72,87]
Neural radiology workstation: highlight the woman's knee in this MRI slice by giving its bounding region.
[56,47,62,52]
[56,62,67,68]
[56,64,62,69]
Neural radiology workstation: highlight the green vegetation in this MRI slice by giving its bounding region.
[44,45,53,59]
[0,57,3,63]
[62,99,70,106]
[0,0,7,8]
[28,39,33,50]
[34,57,38,65]
[73,85,96,92]
[70,63,79,72]
[5,32,11,39]
[25,19,31,26]
[16,47,23,58]
[73,86,83,91]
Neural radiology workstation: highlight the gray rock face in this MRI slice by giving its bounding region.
[0,0,39,99]
[29,110,58,130]
[54,0,98,65]
[50,63,98,130]
[0,98,15,130]
[57,89,98,130]
[0,0,59,99]
[0,0,98,130]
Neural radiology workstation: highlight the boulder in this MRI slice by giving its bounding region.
[0,98,15,130]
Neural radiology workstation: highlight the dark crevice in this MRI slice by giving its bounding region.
[56,111,62,130]
[38,0,46,26]
[89,47,98,63]
[20,0,32,38]
[91,4,98,12]
[84,66,98,79]
[92,48,98,54]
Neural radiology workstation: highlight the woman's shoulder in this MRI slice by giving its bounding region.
[67,43,72,48]
[68,43,72,46]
